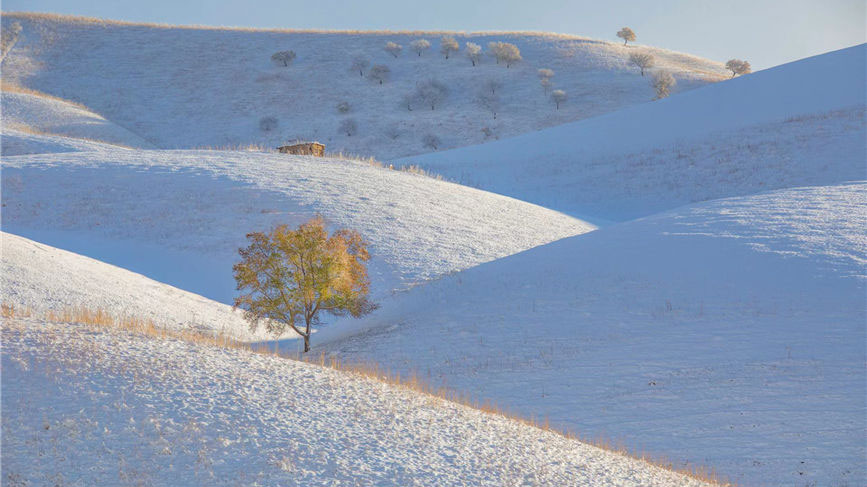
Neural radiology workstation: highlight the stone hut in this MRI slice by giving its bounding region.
[277,141,325,157]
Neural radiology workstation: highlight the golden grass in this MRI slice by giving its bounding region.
[1,301,731,485]
[0,80,90,110]
[3,11,612,40]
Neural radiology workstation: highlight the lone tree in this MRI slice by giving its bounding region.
[484,79,502,95]
[629,52,654,76]
[488,41,522,67]
[440,35,460,59]
[476,91,500,119]
[259,116,278,132]
[233,217,375,353]
[538,68,554,93]
[551,89,567,110]
[725,59,752,78]
[271,50,296,67]
[410,39,431,56]
[339,118,358,136]
[416,79,448,110]
[465,42,482,66]
[384,41,402,58]
[369,64,390,84]
[422,134,441,150]
[351,55,370,77]
[617,27,636,46]
[651,71,676,99]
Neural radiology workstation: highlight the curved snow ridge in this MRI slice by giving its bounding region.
[0,232,262,340]
[2,319,715,487]
[1,91,155,150]
[320,183,867,486]
[398,45,867,220]
[2,150,594,295]
[1,127,132,156]
[655,182,867,279]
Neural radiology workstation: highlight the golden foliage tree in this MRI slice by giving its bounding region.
[233,216,375,352]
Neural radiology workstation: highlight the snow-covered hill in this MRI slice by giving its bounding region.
[320,183,867,486]
[1,149,593,303]
[1,12,726,158]
[1,126,129,155]
[1,87,155,151]
[398,44,867,221]
[1,232,259,339]
[1,316,715,486]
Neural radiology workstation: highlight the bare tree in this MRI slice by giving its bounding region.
[651,71,676,99]
[538,68,554,94]
[402,92,417,111]
[259,116,278,132]
[410,39,431,57]
[422,134,440,150]
[488,41,521,67]
[484,79,502,95]
[384,124,404,140]
[465,42,482,66]
[440,36,460,59]
[416,79,448,110]
[551,89,567,110]
[617,27,636,46]
[336,101,351,114]
[725,59,752,78]
[271,50,296,67]
[476,91,501,119]
[629,52,654,76]
[369,64,391,84]
[384,41,402,58]
[339,118,358,136]
[351,55,370,77]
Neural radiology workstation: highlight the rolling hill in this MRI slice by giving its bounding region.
[320,182,867,486]
[397,44,866,221]
[1,12,726,158]
[1,11,864,487]
[1,149,593,304]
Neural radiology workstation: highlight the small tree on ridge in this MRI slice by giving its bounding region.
[617,27,636,46]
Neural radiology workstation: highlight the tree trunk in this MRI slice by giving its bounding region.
[303,318,311,353]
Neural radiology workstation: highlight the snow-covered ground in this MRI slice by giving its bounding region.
[1,12,726,158]
[398,44,866,220]
[1,126,131,155]
[1,318,715,487]
[1,89,155,150]
[1,11,864,487]
[1,232,260,339]
[320,183,867,486]
[1,149,593,303]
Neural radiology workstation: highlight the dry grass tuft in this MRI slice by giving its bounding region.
[1,80,91,110]
[2,302,731,485]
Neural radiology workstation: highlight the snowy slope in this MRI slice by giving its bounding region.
[320,183,867,486]
[397,44,867,221]
[1,149,593,303]
[1,318,714,487]
[1,89,155,149]
[1,12,727,159]
[1,126,129,155]
[0,232,263,339]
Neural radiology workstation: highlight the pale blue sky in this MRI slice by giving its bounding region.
[5,0,864,69]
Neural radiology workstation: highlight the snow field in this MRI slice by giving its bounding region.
[1,317,716,487]
[319,183,867,486]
